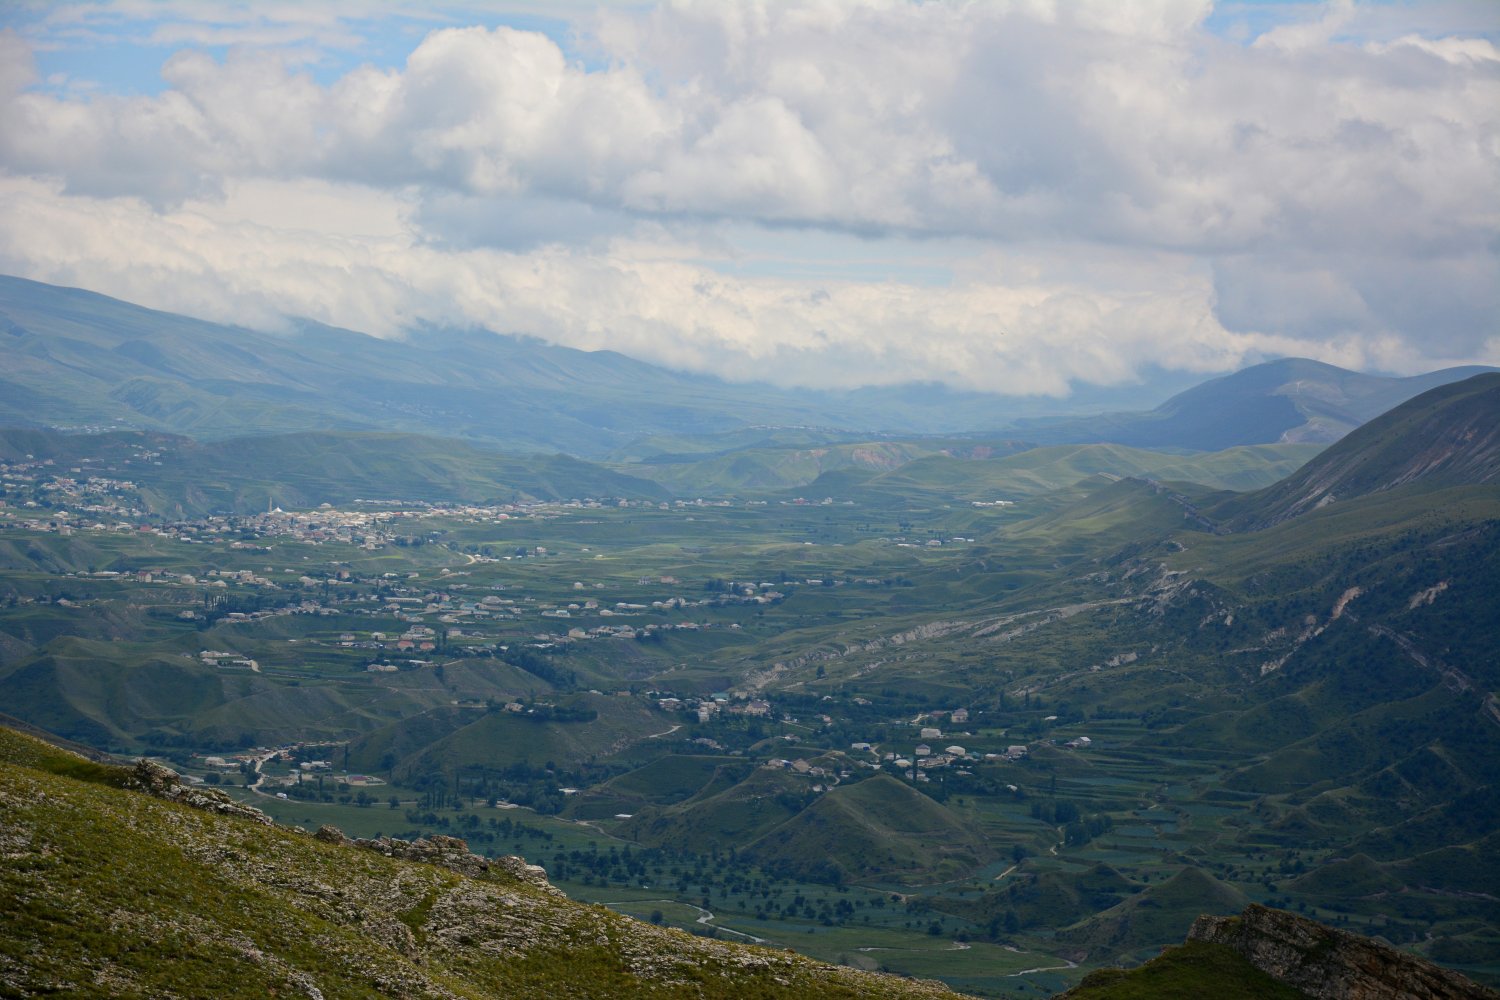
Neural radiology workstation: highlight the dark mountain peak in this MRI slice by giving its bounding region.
[1222,372,1500,529]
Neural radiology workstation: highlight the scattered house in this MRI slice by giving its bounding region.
[1006,745,1029,759]
[914,744,932,757]
[951,708,970,724]
[945,745,968,757]
[1066,736,1093,749]
[791,759,812,774]
[743,699,771,717]
[849,742,873,752]
[920,727,942,739]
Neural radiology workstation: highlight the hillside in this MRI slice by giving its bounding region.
[744,773,994,883]
[1016,358,1495,450]
[1216,372,1500,529]
[0,724,963,999]
[1053,866,1248,961]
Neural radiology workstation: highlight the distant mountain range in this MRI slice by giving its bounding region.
[3,274,1492,457]
[1015,358,1497,451]
[0,274,1175,456]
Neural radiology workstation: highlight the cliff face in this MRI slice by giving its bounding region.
[1189,904,1499,1000]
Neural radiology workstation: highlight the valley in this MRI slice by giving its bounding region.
[3,371,1498,996]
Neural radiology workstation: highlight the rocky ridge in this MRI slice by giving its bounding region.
[1189,904,1499,1000]
[0,725,964,998]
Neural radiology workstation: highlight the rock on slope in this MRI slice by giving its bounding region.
[1065,905,1498,1000]
[0,725,962,999]
[1190,904,1498,1000]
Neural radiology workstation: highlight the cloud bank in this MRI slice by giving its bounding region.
[0,1,1496,393]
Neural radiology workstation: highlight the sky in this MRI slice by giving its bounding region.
[0,0,1497,397]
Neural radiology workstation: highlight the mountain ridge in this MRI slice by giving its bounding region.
[5,273,1491,459]
[1016,358,1496,450]
[1216,372,1500,529]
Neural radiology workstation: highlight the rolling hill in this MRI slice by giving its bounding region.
[744,773,994,883]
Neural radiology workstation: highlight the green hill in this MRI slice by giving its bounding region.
[1054,867,1248,961]
[745,773,994,883]
[564,755,755,820]
[956,864,1141,933]
[619,765,818,854]
[368,693,664,781]
[0,724,964,999]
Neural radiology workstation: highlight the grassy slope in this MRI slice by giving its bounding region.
[1062,940,1309,1000]
[0,725,966,999]
[1055,867,1249,960]
[746,773,994,883]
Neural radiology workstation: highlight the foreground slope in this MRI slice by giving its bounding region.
[0,726,963,999]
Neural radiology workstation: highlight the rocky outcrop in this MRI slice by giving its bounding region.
[1189,904,1498,1000]
[127,759,273,825]
[312,825,559,893]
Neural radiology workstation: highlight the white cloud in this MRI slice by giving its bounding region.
[0,174,1316,394]
[0,1,1496,389]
